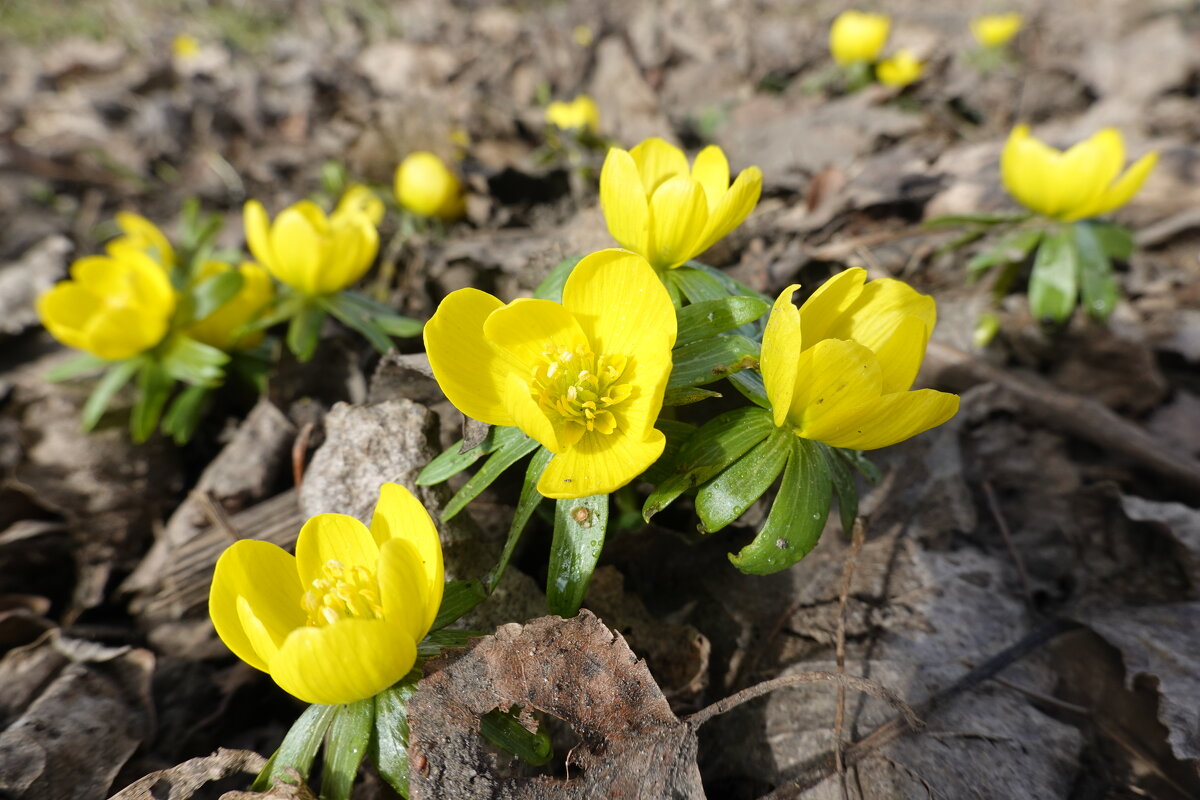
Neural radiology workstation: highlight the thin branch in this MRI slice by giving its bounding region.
[834,519,867,794]
[980,480,1035,611]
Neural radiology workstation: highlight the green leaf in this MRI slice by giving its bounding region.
[431,579,488,631]
[322,294,394,354]
[240,291,310,334]
[488,446,552,591]
[726,368,771,409]
[730,437,833,574]
[546,494,608,617]
[372,674,420,798]
[187,269,244,324]
[370,314,424,338]
[160,384,211,444]
[334,292,423,339]
[675,296,770,347]
[922,211,1032,230]
[682,261,771,302]
[321,698,376,800]
[81,358,142,431]
[966,229,1042,279]
[695,428,790,533]
[1028,228,1079,324]
[159,334,230,387]
[1074,222,1119,320]
[416,426,517,486]
[666,266,730,303]
[130,362,173,443]
[442,430,539,521]
[821,444,858,536]
[533,256,583,302]
[1085,220,1133,260]
[45,353,108,382]
[662,385,722,406]
[643,406,775,521]
[668,334,759,388]
[287,303,326,361]
[480,706,552,767]
[252,703,337,791]
[418,628,481,658]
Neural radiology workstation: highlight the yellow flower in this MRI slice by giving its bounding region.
[243,192,380,296]
[106,212,176,269]
[876,49,923,87]
[209,483,444,706]
[334,183,385,226]
[37,249,175,361]
[573,24,594,47]
[394,151,465,221]
[545,95,600,134]
[829,10,891,66]
[172,33,201,60]
[760,268,959,450]
[599,138,762,271]
[971,13,1022,48]
[424,249,676,499]
[1001,125,1158,222]
[185,261,274,351]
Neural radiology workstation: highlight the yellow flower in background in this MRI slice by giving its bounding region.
[599,138,762,271]
[971,13,1023,48]
[425,249,676,499]
[185,262,274,351]
[334,183,385,226]
[394,151,466,221]
[876,49,924,87]
[572,24,594,47]
[829,10,891,66]
[545,95,600,134]
[37,249,175,361]
[106,212,176,269]
[209,483,444,705]
[171,33,201,60]
[1001,125,1158,222]
[760,268,959,450]
[243,190,380,296]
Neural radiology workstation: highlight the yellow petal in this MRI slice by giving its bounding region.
[629,137,689,194]
[83,306,168,360]
[243,200,277,274]
[294,513,380,590]
[424,288,514,427]
[761,284,803,428]
[971,13,1022,48]
[113,211,175,267]
[37,283,100,351]
[315,214,376,293]
[335,184,385,226]
[369,483,444,634]
[824,277,936,356]
[237,595,284,668]
[482,298,591,374]
[505,370,561,451]
[537,428,666,499]
[690,146,730,212]
[1071,150,1158,221]
[866,314,929,394]
[694,165,762,257]
[799,267,867,345]
[395,152,462,219]
[1001,126,1062,217]
[270,619,416,705]
[209,540,305,673]
[648,175,709,269]
[808,389,960,450]
[790,338,882,437]
[377,538,432,642]
[1052,129,1123,220]
[830,10,891,65]
[270,206,322,294]
[599,148,650,255]
[876,50,923,88]
[562,249,677,359]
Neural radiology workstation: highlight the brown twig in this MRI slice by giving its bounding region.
[193,490,240,543]
[292,421,315,488]
[834,519,867,795]
[980,480,1035,611]
[686,671,920,731]
[924,340,1200,496]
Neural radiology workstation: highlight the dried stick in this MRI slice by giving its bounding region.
[980,480,1035,611]
[834,519,867,792]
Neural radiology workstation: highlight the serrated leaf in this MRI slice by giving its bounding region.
[322,293,393,354]
[726,367,771,409]
[81,358,142,431]
[130,362,172,443]
[640,419,698,486]
[546,494,608,617]
[966,228,1042,279]
[431,579,487,631]
[480,706,553,767]
[418,629,481,658]
[695,428,791,533]
[837,448,881,483]
[45,353,108,382]
[488,446,552,590]
[372,674,420,798]
[644,406,774,520]
[1074,221,1119,320]
[287,303,326,361]
[821,443,858,536]
[187,269,244,324]
[730,436,833,574]
[662,385,722,406]
[159,334,229,387]
[922,211,1032,230]
[252,702,336,791]
[665,265,729,303]
[1085,220,1134,260]
[674,296,769,346]
[1028,228,1079,324]
[533,256,583,302]
[668,334,759,388]
[321,698,376,800]
[682,260,771,301]
[442,430,539,521]
[416,426,517,486]
[160,384,211,444]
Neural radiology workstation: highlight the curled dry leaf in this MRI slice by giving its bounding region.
[108,748,270,800]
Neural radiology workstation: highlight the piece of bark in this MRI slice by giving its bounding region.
[108,748,268,800]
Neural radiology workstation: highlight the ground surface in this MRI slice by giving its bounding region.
[2,1,1200,799]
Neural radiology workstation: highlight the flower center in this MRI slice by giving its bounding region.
[300,559,383,627]
[531,344,633,444]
